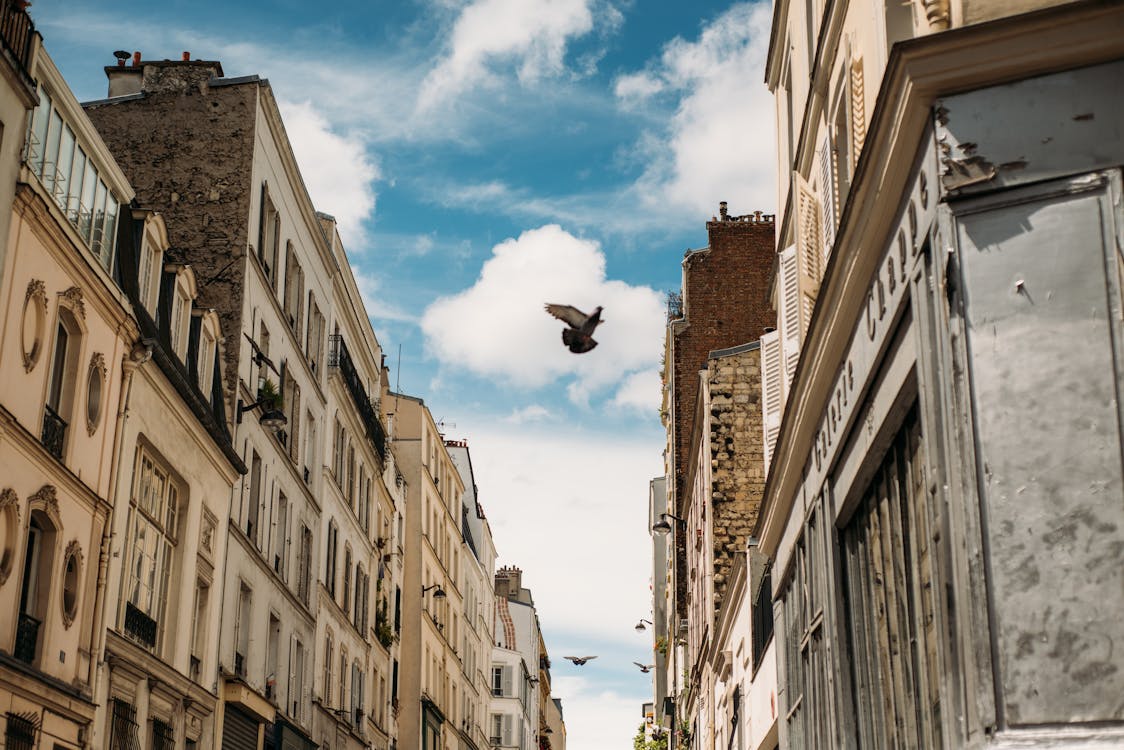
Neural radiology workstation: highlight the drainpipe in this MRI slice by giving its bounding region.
[87,337,152,745]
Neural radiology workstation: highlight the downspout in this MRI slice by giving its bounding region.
[87,337,151,744]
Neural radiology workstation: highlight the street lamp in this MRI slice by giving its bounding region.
[652,513,684,535]
[421,584,446,599]
[635,619,653,632]
[236,397,287,432]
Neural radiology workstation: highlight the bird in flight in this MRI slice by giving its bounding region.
[563,655,598,666]
[633,662,656,673]
[544,303,604,354]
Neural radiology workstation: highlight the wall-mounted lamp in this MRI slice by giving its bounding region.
[422,584,447,599]
[635,618,653,632]
[237,397,287,432]
[652,513,684,535]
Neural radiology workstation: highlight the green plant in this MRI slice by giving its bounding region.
[375,597,395,648]
[634,724,669,750]
[257,377,281,409]
[655,636,668,656]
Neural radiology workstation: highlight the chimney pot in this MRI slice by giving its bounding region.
[132,51,141,66]
[182,51,190,61]
[719,201,728,220]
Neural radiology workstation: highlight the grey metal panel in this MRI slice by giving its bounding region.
[936,60,1124,197]
[222,706,260,750]
[954,173,1124,725]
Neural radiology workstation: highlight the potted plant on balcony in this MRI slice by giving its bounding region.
[257,377,281,410]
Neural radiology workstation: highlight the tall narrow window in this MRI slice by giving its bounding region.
[235,583,251,676]
[292,638,305,721]
[266,613,280,700]
[42,321,71,459]
[273,492,288,579]
[297,524,312,606]
[191,580,209,678]
[323,632,334,707]
[15,515,52,664]
[247,451,262,545]
[123,451,179,652]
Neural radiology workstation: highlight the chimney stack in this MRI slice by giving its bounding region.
[719,201,728,220]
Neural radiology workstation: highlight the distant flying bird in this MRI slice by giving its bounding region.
[633,662,656,673]
[544,303,604,354]
[563,655,598,666]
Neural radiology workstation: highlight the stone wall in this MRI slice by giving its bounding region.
[707,344,765,611]
[86,73,259,414]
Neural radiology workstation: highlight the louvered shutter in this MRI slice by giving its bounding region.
[777,246,802,384]
[288,634,297,716]
[502,665,514,697]
[850,56,866,168]
[760,329,784,469]
[502,714,513,745]
[818,137,835,261]
[795,172,822,287]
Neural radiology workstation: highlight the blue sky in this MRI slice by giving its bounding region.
[36,1,776,746]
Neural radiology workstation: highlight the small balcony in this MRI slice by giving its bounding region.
[13,612,39,663]
[123,601,157,649]
[41,404,66,460]
[328,335,387,463]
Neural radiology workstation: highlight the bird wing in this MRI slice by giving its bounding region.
[544,303,588,328]
[582,655,598,661]
[633,662,646,668]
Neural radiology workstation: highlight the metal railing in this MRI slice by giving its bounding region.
[41,404,66,460]
[13,612,39,663]
[123,601,157,649]
[328,335,387,463]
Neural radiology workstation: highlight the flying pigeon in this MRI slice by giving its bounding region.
[633,662,656,673]
[563,655,598,666]
[544,303,604,354]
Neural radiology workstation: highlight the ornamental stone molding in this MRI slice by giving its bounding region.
[86,352,107,435]
[22,279,47,372]
[61,539,83,629]
[0,488,19,585]
[28,484,59,520]
[922,0,950,30]
[59,285,86,320]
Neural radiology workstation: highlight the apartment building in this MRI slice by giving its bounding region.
[86,54,341,749]
[389,393,472,750]
[446,440,500,750]
[759,0,1124,747]
[490,567,539,750]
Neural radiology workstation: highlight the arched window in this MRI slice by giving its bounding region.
[16,510,57,664]
[42,307,83,460]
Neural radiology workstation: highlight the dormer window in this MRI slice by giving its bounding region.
[197,320,217,401]
[137,234,162,313]
[169,282,190,360]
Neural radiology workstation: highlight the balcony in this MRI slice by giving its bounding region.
[41,404,66,460]
[0,2,36,87]
[13,612,39,663]
[328,335,386,463]
[123,601,157,649]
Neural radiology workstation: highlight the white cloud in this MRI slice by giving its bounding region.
[353,268,417,323]
[420,224,665,403]
[279,99,380,248]
[616,2,777,217]
[551,675,649,750]
[417,0,596,112]
[611,368,662,414]
[504,404,553,424]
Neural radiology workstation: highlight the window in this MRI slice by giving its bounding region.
[247,451,262,546]
[151,717,174,750]
[169,282,190,359]
[343,548,352,612]
[842,407,941,747]
[325,521,338,597]
[258,184,280,289]
[137,234,161,312]
[297,524,312,607]
[273,492,288,579]
[42,313,78,460]
[191,580,209,670]
[61,543,81,628]
[303,411,316,484]
[108,699,140,749]
[492,665,513,697]
[235,583,251,676]
[266,614,280,700]
[323,632,334,707]
[123,449,180,651]
[16,512,56,664]
[306,294,324,375]
[197,325,216,400]
[85,354,105,434]
[283,242,304,335]
[4,711,36,750]
[26,88,121,269]
[291,638,306,722]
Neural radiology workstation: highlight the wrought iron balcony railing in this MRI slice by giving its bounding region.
[328,335,387,463]
[13,612,39,663]
[41,404,66,460]
[123,601,157,649]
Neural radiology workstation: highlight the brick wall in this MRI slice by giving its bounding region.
[86,73,258,411]
[666,208,774,613]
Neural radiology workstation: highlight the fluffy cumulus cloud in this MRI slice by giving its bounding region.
[279,99,380,248]
[417,0,596,111]
[551,676,648,750]
[616,2,777,217]
[420,224,664,405]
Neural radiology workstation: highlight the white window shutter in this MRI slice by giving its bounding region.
[795,172,822,289]
[818,136,835,261]
[850,56,866,168]
[502,665,513,697]
[760,329,784,470]
[778,246,802,385]
[502,714,513,745]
